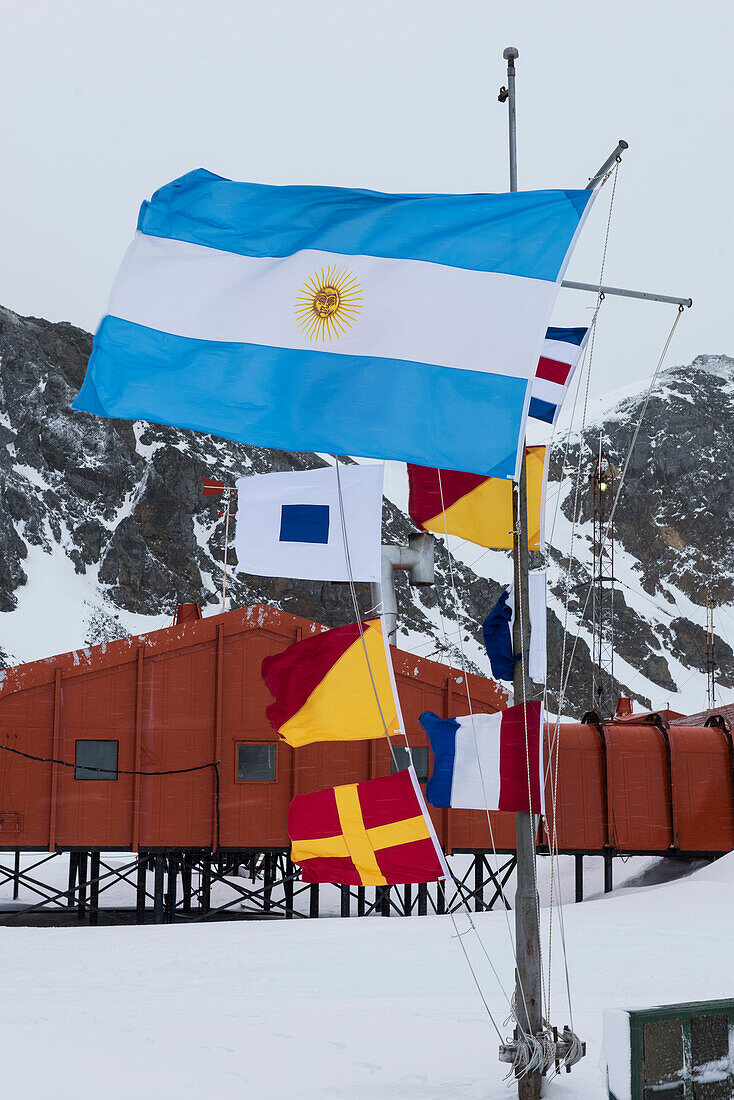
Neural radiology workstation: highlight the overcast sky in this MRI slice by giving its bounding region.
[1,0,731,399]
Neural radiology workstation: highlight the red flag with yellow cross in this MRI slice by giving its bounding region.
[288,768,448,886]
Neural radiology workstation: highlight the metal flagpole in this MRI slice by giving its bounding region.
[564,139,692,306]
[221,487,232,614]
[501,45,544,1100]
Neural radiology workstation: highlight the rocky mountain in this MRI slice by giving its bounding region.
[0,302,731,718]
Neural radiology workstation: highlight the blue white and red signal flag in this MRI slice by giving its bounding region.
[529,326,589,426]
[419,702,545,814]
[73,170,593,477]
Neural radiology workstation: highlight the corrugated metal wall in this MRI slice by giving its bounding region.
[0,605,732,855]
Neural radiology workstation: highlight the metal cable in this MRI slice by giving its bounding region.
[556,303,686,713]
[333,458,402,769]
[513,477,548,1023]
[331,460,515,1036]
[542,160,622,1027]
[434,469,536,1039]
[0,743,222,850]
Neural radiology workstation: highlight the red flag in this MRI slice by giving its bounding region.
[202,477,225,496]
[288,768,448,886]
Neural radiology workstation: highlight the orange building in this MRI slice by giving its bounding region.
[0,604,731,923]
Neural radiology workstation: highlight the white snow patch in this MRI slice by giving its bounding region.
[0,542,171,664]
[12,463,51,491]
[0,853,732,1097]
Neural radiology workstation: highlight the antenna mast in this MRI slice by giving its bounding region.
[501,46,544,1100]
[590,438,616,716]
[705,591,717,711]
[498,48,608,1094]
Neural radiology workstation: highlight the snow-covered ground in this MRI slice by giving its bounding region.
[1,854,733,1099]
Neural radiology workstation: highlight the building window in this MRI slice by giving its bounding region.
[390,745,430,784]
[237,742,276,782]
[75,740,119,781]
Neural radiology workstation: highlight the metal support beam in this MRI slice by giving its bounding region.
[562,279,692,308]
[418,882,428,916]
[369,533,435,644]
[166,854,178,923]
[575,854,584,903]
[263,852,274,913]
[153,855,165,924]
[201,857,212,915]
[586,139,628,190]
[474,854,484,913]
[181,855,193,914]
[565,139,693,307]
[604,851,614,894]
[284,855,295,919]
[436,882,445,915]
[67,852,78,908]
[89,853,100,926]
[136,856,148,923]
[76,851,88,921]
[13,851,20,901]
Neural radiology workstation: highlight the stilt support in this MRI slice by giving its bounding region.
[604,851,613,894]
[575,854,584,903]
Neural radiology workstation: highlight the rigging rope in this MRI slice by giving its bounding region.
[333,457,404,770]
[544,159,622,1026]
[434,469,537,1040]
[333,459,511,1041]
[426,146,622,1037]
[554,303,686,719]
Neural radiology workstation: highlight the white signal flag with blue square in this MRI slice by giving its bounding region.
[73,170,593,478]
[234,465,383,583]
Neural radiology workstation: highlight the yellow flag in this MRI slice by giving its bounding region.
[407,446,547,550]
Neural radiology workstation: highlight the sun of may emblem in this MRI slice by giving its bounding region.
[294,265,363,342]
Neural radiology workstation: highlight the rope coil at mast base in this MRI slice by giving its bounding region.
[499,1025,585,1078]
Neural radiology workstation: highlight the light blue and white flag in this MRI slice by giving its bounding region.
[73,170,593,477]
[233,464,383,583]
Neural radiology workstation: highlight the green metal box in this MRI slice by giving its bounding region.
[604,998,734,1099]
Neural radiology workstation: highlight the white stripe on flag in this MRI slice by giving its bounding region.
[451,713,502,810]
[507,571,547,684]
[540,338,580,366]
[532,376,566,404]
[108,233,555,380]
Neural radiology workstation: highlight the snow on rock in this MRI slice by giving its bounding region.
[0,302,731,717]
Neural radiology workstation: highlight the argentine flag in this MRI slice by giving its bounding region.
[73,170,593,477]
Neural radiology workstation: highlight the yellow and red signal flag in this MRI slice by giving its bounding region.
[407,445,548,551]
[261,618,402,748]
[288,768,448,886]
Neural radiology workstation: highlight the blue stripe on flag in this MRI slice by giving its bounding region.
[419,712,459,808]
[528,397,556,423]
[137,169,593,282]
[73,317,528,478]
[546,326,588,346]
